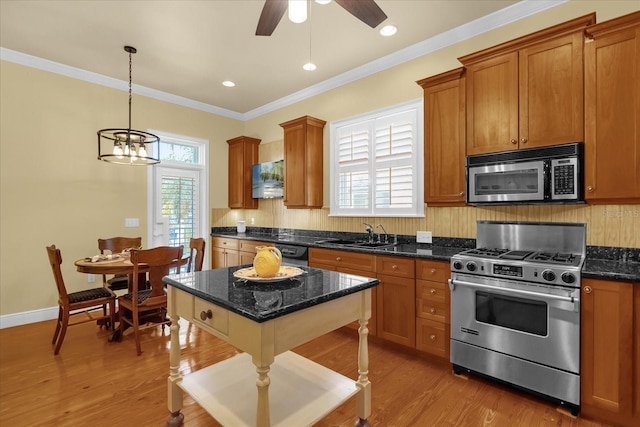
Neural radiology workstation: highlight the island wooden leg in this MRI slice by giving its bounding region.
[166,300,184,427]
[355,290,372,426]
[255,363,272,427]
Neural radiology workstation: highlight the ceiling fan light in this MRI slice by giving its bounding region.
[380,24,397,37]
[288,0,307,24]
[303,62,317,71]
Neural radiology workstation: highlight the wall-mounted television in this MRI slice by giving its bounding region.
[252,160,284,199]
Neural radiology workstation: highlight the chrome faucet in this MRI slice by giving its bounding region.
[363,223,374,243]
[376,224,388,243]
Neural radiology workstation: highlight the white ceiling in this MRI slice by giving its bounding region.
[0,1,563,119]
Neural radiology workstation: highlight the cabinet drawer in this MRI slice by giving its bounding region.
[193,298,229,336]
[416,298,448,323]
[416,318,449,359]
[239,240,272,253]
[416,259,449,282]
[417,280,448,305]
[309,248,376,273]
[376,256,415,278]
[211,237,239,251]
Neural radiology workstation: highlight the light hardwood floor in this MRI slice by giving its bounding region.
[0,319,611,427]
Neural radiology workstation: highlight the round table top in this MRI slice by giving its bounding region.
[74,257,142,275]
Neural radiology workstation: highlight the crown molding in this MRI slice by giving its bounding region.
[1,0,566,122]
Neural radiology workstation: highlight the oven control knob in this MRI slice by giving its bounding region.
[466,261,477,272]
[542,270,556,282]
[453,261,463,270]
[561,272,576,284]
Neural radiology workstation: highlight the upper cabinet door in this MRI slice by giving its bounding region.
[584,11,640,204]
[464,52,519,155]
[227,136,260,209]
[519,32,585,149]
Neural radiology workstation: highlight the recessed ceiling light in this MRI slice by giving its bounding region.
[380,25,397,37]
[222,80,235,87]
[303,62,317,71]
[315,0,331,4]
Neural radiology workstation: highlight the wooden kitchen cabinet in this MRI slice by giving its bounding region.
[584,11,640,204]
[238,240,273,265]
[417,68,466,206]
[227,136,260,209]
[581,278,639,427]
[415,260,450,360]
[279,116,326,208]
[309,247,377,335]
[460,14,594,155]
[376,256,415,348]
[211,237,239,268]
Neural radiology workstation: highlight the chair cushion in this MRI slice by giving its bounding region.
[107,275,130,291]
[121,289,152,304]
[68,287,113,304]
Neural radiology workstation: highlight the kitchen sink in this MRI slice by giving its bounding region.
[355,242,396,248]
[314,239,358,245]
[315,239,396,249]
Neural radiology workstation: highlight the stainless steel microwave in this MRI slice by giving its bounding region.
[466,143,584,205]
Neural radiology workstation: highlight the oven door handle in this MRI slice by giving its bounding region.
[448,278,579,311]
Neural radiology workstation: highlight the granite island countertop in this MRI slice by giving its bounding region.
[163,266,379,323]
[211,228,640,283]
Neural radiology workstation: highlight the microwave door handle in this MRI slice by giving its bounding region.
[448,278,578,311]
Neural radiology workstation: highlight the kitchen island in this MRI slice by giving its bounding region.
[163,265,379,427]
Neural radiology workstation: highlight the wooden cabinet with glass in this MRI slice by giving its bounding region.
[279,116,326,208]
[581,278,639,427]
[309,247,377,336]
[415,260,450,360]
[227,136,260,209]
[376,256,415,348]
[459,14,594,155]
[584,11,640,204]
[417,68,466,206]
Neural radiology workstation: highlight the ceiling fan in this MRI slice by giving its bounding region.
[256,0,388,36]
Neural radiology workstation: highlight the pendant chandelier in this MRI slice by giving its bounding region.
[97,46,160,165]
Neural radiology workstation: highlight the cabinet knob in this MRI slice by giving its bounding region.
[430,308,436,314]
[430,334,437,341]
[520,137,528,144]
[200,309,213,321]
[510,139,517,144]
[336,257,342,262]
[583,286,592,294]
[392,265,398,270]
[458,191,464,197]
[430,288,437,295]
[430,268,436,274]
[587,186,594,193]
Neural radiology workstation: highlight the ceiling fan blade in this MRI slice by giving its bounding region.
[335,0,387,29]
[256,0,288,36]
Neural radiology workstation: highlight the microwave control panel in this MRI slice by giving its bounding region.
[551,158,578,199]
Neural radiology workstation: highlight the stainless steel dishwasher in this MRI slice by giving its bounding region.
[275,243,309,267]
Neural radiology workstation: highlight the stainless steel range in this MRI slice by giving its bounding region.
[449,221,586,416]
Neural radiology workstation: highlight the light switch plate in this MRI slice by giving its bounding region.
[125,218,139,228]
[416,231,432,243]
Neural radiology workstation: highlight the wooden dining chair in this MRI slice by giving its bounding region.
[116,245,183,356]
[46,245,116,355]
[98,236,142,291]
[187,237,206,272]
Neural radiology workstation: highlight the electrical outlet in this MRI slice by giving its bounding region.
[87,274,96,283]
[416,231,432,243]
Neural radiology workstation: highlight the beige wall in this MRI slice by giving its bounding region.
[0,62,243,316]
[1,1,638,318]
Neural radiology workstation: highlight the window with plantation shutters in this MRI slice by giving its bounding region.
[161,174,198,249]
[330,100,424,217]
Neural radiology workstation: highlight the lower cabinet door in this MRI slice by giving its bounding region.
[376,274,415,347]
[416,318,449,359]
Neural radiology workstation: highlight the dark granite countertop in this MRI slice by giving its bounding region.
[163,266,379,323]
[211,228,640,283]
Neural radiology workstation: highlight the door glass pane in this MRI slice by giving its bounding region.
[161,175,197,254]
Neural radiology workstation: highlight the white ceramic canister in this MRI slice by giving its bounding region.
[237,221,246,233]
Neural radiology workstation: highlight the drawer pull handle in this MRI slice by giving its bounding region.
[430,334,436,341]
[200,309,213,321]
[430,289,437,295]
[583,286,592,294]
[430,308,436,314]
[392,265,398,270]
[430,269,436,274]
[336,257,342,262]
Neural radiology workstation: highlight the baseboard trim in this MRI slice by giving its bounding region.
[0,306,58,329]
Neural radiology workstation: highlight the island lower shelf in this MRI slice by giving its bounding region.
[179,350,359,427]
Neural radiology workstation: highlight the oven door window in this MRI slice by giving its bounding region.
[476,291,547,336]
